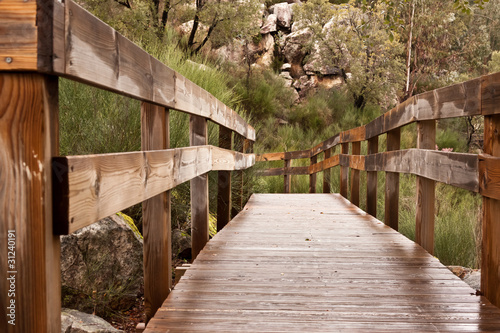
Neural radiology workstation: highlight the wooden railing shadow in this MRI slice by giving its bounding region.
[257,72,500,308]
[0,0,254,331]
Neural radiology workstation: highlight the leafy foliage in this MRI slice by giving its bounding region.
[295,0,406,108]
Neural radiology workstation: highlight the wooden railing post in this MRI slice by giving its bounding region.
[385,128,400,230]
[141,103,171,323]
[482,114,500,307]
[350,142,361,206]
[340,143,349,198]
[284,157,291,194]
[323,148,332,193]
[366,136,378,216]
[190,115,209,260]
[217,127,232,231]
[415,120,436,254]
[309,155,317,193]
[1,73,61,332]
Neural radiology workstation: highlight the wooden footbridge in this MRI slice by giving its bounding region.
[2,1,500,332]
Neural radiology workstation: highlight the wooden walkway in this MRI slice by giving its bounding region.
[145,194,500,332]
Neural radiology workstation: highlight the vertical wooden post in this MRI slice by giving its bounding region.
[385,128,400,230]
[323,148,331,193]
[366,136,378,216]
[340,143,349,198]
[190,115,209,260]
[415,120,436,254]
[350,142,361,206]
[482,115,500,307]
[141,103,171,324]
[217,127,232,231]
[0,74,61,332]
[284,157,291,194]
[309,155,317,193]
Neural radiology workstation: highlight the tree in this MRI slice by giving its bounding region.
[378,0,491,98]
[296,0,406,109]
[186,0,264,54]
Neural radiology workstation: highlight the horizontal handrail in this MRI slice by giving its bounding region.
[0,0,255,141]
[52,146,254,234]
[257,73,499,161]
[259,150,480,193]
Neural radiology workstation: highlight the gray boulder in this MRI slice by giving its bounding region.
[61,308,123,333]
[270,3,293,29]
[261,14,277,34]
[61,214,143,312]
[283,28,312,77]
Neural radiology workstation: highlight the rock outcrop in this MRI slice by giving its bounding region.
[61,214,143,312]
[61,308,123,333]
[183,0,347,100]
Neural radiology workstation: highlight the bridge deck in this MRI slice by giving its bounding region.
[145,194,500,332]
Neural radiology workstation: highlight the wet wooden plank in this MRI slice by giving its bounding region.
[145,194,500,332]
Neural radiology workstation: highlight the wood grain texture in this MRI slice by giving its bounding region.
[0,73,61,332]
[141,103,171,323]
[365,78,481,139]
[52,145,254,235]
[341,126,366,143]
[284,159,291,193]
[481,115,500,308]
[190,115,209,261]
[59,0,254,140]
[217,127,232,231]
[0,0,38,70]
[350,142,361,206]
[481,72,500,116]
[479,154,500,200]
[144,194,500,332]
[309,155,317,193]
[323,148,331,193]
[340,143,349,198]
[385,129,400,231]
[415,120,436,255]
[366,136,378,217]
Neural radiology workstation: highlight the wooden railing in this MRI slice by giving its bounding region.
[258,72,500,308]
[0,0,255,331]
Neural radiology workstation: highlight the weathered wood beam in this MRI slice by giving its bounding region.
[0,0,38,71]
[481,113,500,308]
[1,0,253,140]
[141,103,171,324]
[366,136,378,217]
[364,150,478,192]
[385,129,400,231]
[217,127,232,231]
[323,148,332,193]
[1,73,61,332]
[350,142,361,206]
[415,120,436,255]
[309,155,317,193]
[341,126,366,143]
[284,158,291,193]
[366,78,481,139]
[52,146,254,235]
[340,143,349,198]
[190,115,209,261]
